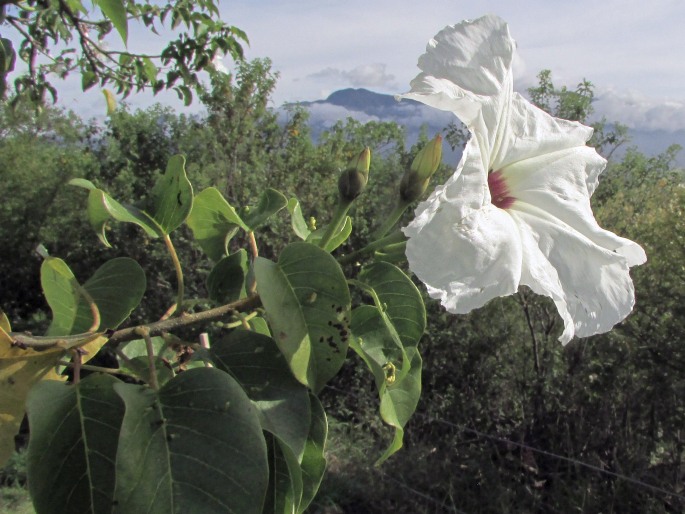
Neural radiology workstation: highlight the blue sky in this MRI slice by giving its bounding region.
[53,0,685,132]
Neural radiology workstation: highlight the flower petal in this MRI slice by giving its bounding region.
[505,146,647,266]
[492,94,596,171]
[511,206,640,344]
[397,15,514,153]
[404,141,522,314]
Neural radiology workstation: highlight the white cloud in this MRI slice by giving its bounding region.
[592,89,685,132]
[308,63,396,89]
[296,103,381,128]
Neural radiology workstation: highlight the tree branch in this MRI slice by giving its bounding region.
[10,293,261,350]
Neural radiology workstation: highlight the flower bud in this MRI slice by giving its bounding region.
[399,135,443,203]
[412,134,443,180]
[338,147,371,202]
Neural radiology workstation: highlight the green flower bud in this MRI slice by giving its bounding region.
[412,134,443,180]
[338,146,371,202]
[399,135,443,203]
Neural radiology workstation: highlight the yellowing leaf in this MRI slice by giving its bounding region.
[0,311,10,334]
[0,339,66,467]
[103,89,116,115]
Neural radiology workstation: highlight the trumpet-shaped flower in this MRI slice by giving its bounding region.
[399,14,646,344]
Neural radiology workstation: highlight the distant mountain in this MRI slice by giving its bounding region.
[284,88,685,168]
[287,88,457,157]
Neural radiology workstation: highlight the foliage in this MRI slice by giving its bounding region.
[0,0,246,105]
[1,59,684,514]
[0,75,437,510]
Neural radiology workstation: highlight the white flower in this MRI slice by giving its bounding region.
[399,14,646,344]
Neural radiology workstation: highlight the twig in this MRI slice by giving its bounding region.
[164,234,185,316]
[137,327,159,390]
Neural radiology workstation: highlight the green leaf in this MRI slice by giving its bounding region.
[70,155,193,243]
[148,155,194,234]
[142,57,158,81]
[211,330,311,460]
[243,188,288,230]
[306,216,352,251]
[207,250,249,303]
[351,262,426,463]
[249,316,272,337]
[186,187,248,261]
[286,198,311,240]
[298,393,327,513]
[264,435,303,514]
[117,336,176,385]
[42,257,146,336]
[358,262,426,349]
[69,182,159,245]
[350,305,422,464]
[41,257,81,336]
[373,241,408,264]
[73,257,146,333]
[65,0,87,15]
[0,38,16,75]
[254,243,351,392]
[113,368,268,514]
[94,0,128,44]
[26,374,125,514]
[82,70,97,91]
[103,88,117,115]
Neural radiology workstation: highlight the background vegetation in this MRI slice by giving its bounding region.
[1,59,683,513]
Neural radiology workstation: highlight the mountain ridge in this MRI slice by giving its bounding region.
[287,88,685,167]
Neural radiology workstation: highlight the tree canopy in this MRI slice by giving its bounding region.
[0,0,246,105]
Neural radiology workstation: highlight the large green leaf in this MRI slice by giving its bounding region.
[148,155,194,234]
[211,330,311,460]
[42,257,146,336]
[186,187,248,261]
[243,188,288,230]
[350,305,422,464]
[26,374,125,514]
[206,250,249,304]
[113,368,268,514]
[254,243,351,392]
[70,155,193,244]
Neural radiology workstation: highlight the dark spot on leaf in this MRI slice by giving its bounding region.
[7,377,15,385]
[279,331,287,341]
[176,191,182,205]
[319,336,324,342]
